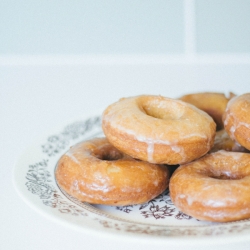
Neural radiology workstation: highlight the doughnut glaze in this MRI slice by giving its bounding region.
[210,129,248,153]
[55,137,170,206]
[102,95,216,165]
[223,93,250,150]
[170,150,250,222]
[179,92,235,130]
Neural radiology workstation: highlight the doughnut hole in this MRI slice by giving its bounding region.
[206,170,243,180]
[93,145,124,161]
[201,155,250,180]
[141,98,185,121]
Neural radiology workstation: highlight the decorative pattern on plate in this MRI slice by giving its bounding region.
[116,190,192,221]
[20,115,250,239]
[26,158,87,216]
[42,116,101,157]
[96,219,250,237]
[26,116,102,217]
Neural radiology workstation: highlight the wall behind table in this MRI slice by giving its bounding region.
[1,0,250,101]
[1,0,250,55]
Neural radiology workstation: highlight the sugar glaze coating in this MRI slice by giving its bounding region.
[102,95,216,165]
[55,137,170,206]
[170,150,250,222]
[223,93,250,150]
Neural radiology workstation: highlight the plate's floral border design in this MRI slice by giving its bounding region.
[116,190,192,221]
[42,116,101,157]
[26,159,88,216]
[24,115,250,238]
[26,116,102,217]
[97,219,250,237]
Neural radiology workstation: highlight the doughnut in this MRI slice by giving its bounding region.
[102,95,216,165]
[179,92,235,130]
[210,129,248,153]
[223,93,250,150]
[169,150,250,222]
[55,137,170,206]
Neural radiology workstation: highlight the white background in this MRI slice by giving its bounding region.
[1,56,250,250]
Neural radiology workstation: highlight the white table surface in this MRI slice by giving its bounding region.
[2,56,250,250]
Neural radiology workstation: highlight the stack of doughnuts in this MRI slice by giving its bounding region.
[56,93,250,222]
[171,92,250,222]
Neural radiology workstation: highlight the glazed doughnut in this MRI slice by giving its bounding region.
[55,137,170,206]
[102,95,216,165]
[170,150,250,222]
[179,92,235,130]
[210,129,248,153]
[223,93,250,150]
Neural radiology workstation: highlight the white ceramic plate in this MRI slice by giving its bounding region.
[13,114,250,247]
